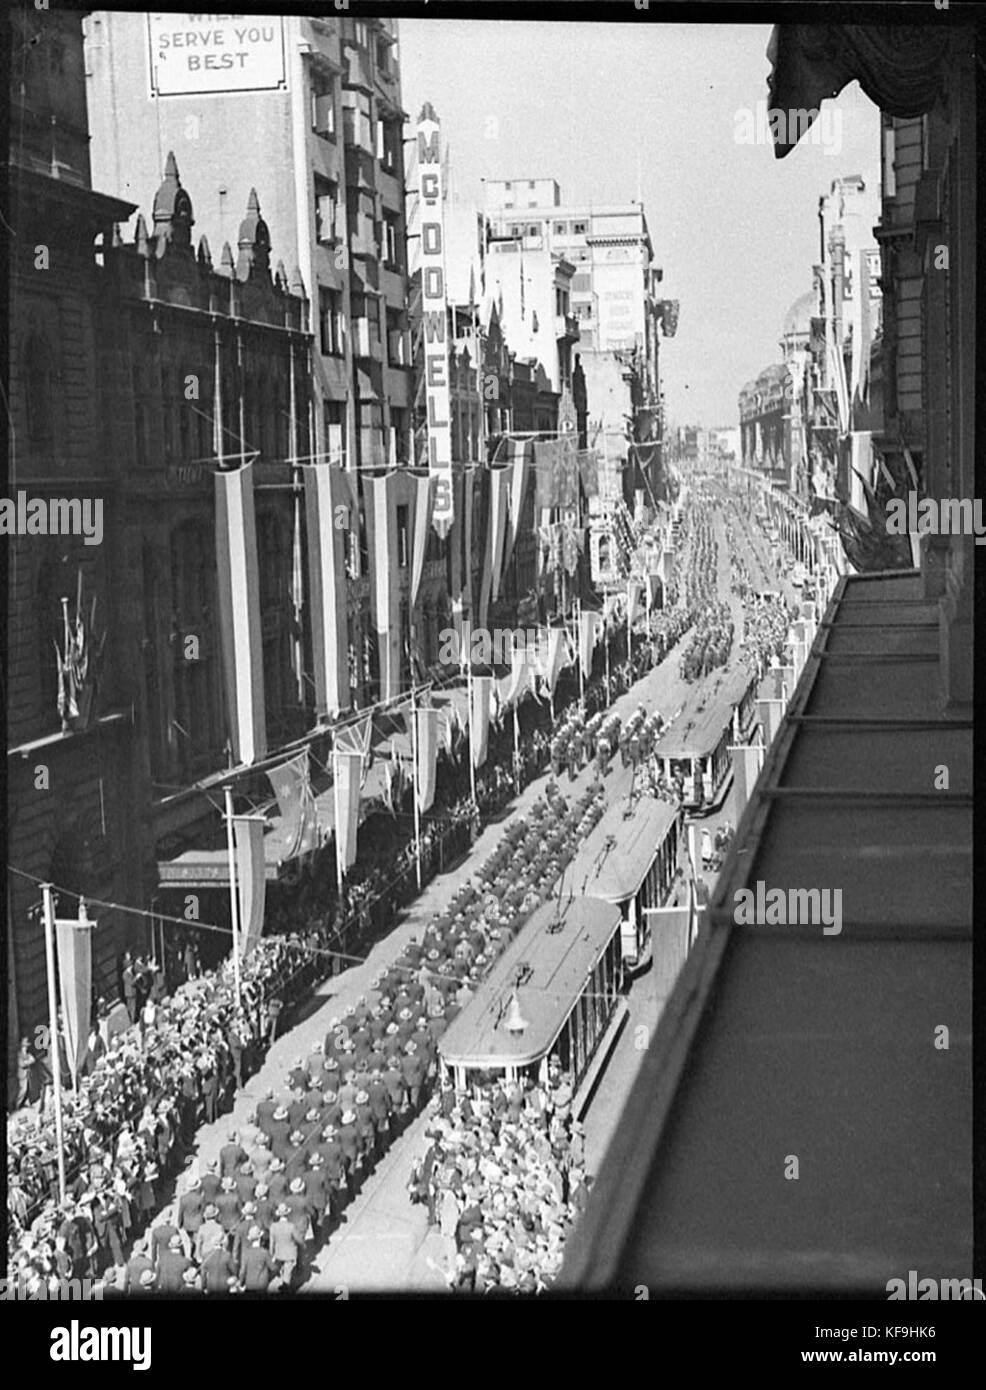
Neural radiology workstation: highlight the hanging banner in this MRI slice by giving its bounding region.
[55,909,93,1085]
[414,706,439,813]
[462,467,476,629]
[627,579,643,628]
[304,464,357,718]
[471,675,492,769]
[416,104,453,538]
[536,627,570,697]
[579,608,603,679]
[363,473,402,701]
[478,465,510,628]
[333,750,362,872]
[533,437,579,508]
[501,438,530,574]
[577,450,600,498]
[215,463,267,765]
[408,473,434,609]
[234,816,267,957]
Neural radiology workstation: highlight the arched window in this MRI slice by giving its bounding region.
[24,334,54,443]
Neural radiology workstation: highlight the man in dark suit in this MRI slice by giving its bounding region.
[122,1237,154,1294]
[202,1243,237,1294]
[240,1231,276,1292]
[215,1177,241,1235]
[219,1130,247,1177]
[178,1176,205,1242]
[254,1087,278,1137]
[200,1159,222,1206]
[155,1235,191,1293]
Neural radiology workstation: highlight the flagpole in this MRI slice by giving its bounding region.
[512,702,520,796]
[223,786,243,1012]
[575,597,584,709]
[604,609,611,705]
[41,883,67,1206]
[409,684,423,891]
[627,577,632,674]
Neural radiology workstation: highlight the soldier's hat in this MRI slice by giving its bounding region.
[272,1106,289,1121]
[242,1201,257,1216]
[354,1089,370,1104]
[247,1225,262,1242]
[323,1056,339,1071]
[305,1108,320,1122]
[168,1234,182,1250]
[289,1177,305,1194]
[322,1088,338,1102]
[321,1125,337,1138]
[341,1109,356,1125]
[275,1203,290,1218]
[309,1152,324,1167]
[221,1176,236,1191]
[204,1204,219,1218]
[288,1129,305,1144]
[139,1270,155,1287]
[254,1182,269,1196]
[269,1158,284,1172]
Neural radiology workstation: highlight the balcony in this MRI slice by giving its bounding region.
[556,313,580,343]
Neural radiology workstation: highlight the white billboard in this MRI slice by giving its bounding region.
[147,15,286,97]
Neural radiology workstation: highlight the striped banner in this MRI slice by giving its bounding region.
[55,910,93,1084]
[304,464,357,718]
[501,438,530,574]
[471,675,492,769]
[215,463,266,765]
[363,472,402,700]
[414,706,439,813]
[234,816,267,957]
[333,749,363,872]
[478,464,511,628]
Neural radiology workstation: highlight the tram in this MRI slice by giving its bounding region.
[565,795,683,976]
[653,665,758,813]
[438,896,624,1095]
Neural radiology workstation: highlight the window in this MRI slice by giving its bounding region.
[396,504,409,568]
[527,224,539,236]
[573,221,588,235]
[529,180,536,188]
[378,118,400,175]
[383,213,401,270]
[554,221,567,235]
[314,176,338,244]
[504,181,512,190]
[352,20,369,48]
[386,307,405,366]
[319,288,344,357]
[510,224,522,238]
[323,400,346,463]
[376,37,390,75]
[310,73,335,138]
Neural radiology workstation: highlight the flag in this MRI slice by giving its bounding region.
[408,473,434,609]
[578,450,600,497]
[304,465,358,718]
[579,608,603,679]
[504,642,537,708]
[471,675,492,768]
[55,906,93,1085]
[336,713,373,788]
[533,437,579,507]
[850,248,873,416]
[534,627,570,698]
[827,338,850,433]
[627,579,643,627]
[267,750,318,860]
[234,816,267,957]
[215,463,266,765]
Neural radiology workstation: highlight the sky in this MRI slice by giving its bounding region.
[399,19,880,429]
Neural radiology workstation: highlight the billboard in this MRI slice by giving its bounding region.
[147,15,286,97]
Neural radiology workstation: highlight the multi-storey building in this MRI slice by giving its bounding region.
[84,11,411,713]
[7,9,312,1056]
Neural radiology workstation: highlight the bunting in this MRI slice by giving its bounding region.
[55,906,93,1085]
[267,750,318,861]
[533,436,579,508]
[215,463,266,765]
[535,627,572,697]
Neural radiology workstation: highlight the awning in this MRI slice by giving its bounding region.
[766,24,952,158]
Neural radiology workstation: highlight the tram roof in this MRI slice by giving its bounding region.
[566,795,680,905]
[654,663,754,760]
[438,896,622,1071]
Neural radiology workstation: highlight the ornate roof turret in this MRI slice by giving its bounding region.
[218,241,235,278]
[152,151,194,253]
[236,187,271,280]
[197,235,213,270]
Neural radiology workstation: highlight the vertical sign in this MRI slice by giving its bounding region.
[417,106,453,538]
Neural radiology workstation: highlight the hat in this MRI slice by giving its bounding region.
[206,1158,218,1171]
[341,1110,356,1125]
[168,1234,182,1250]
[269,1158,284,1172]
[139,1270,155,1287]
[182,1267,198,1284]
[204,1204,219,1218]
[275,1203,290,1218]
[310,1041,323,1054]
[309,1152,323,1167]
[354,1090,369,1105]
[239,1161,254,1175]
[323,1057,339,1071]
[322,1088,337,1103]
[289,1177,305,1194]
[221,1176,235,1191]
[272,1106,289,1121]
[386,1023,398,1035]
[254,1182,269,1196]
[242,1201,257,1215]
[247,1225,262,1242]
[305,1109,320,1122]
[289,1130,304,1144]
[321,1125,337,1138]
[186,1175,201,1190]
[405,1042,417,1054]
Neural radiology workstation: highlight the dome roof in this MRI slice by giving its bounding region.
[781,290,815,342]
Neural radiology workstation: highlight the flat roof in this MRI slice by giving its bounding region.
[439,896,622,1070]
[566,795,680,905]
[654,663,755,760]
[560,570,973,1293]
